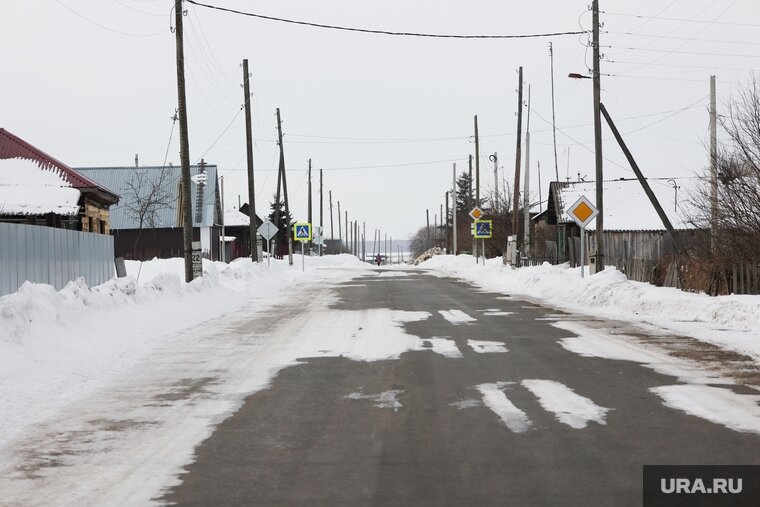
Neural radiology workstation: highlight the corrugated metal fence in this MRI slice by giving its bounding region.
[0,223,114,297]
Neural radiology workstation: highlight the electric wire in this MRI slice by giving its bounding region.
[56,0,165,37]
[185,0,586,39]
[602,11,760,28]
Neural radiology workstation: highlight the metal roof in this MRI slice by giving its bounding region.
[0,128,119,204]
[76,165,221,230]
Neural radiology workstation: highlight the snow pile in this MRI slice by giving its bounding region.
[420,255,760,362]
[412,246,444,265]
[0,158,81,215]
[0,254,366,445]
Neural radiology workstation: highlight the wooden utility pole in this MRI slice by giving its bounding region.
[592,0,605,271]
[709,75,718,254]
[345,210,348,253]
[337,200,342,248]
[319,169,324,256]
[174,0,194,282]
[426,209,431,249]
[329,190,334,241]
[524,85,531,255]
[600,103,688,258]
[474,115,480,260]
[275,108,293,265]
[445,191,450,253]
[242,59,258,262]
[549,42,560,183]
[512,66,524,240]
[307,158,312,254]
[491,152,499,211]
[362,221,366,261]
[452,163,458,255]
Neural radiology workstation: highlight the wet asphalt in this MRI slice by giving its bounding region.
[162,269,760,507]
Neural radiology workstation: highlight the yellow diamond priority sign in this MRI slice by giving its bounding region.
[469,206,484,220]
[567,195,598,228]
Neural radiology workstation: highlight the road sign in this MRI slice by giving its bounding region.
[469,206,484,220]
[567,195,599,228]
[191,241,202,279]
[312,226,324,245]
[258,219,279,241]
[473,219,492,239]
[293,223,312,241]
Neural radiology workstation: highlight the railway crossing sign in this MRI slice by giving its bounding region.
[293,223,312,241]
[473,219,493,239]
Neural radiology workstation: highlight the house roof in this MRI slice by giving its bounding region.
[0,158,81,216]
[548,178,697,231]
[76,165,221,230]
[0,128,119,205]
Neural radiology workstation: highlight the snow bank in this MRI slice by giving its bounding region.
[420,255,760,362]
[0,254,366,446]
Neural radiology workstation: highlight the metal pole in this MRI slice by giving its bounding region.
[220,175,225,263]
[580,227,585,278]
[709,75,718,254]
[301,241,305,272]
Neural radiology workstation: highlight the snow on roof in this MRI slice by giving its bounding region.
[555,178,696,231]
[224,209,252,227]
[0,158,81,216]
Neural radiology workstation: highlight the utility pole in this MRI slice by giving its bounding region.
[512,66,524,242]
[319,169,324,256]
[445,191,450,253]
[307,159,312,254]
[174,0,194,282]
[538,161,543,212]
[362,221,366,261]
[709,75,718,254]
[592,0,604,272]
[242,59,258,262]
[220,175,225,262]
[549,42,560,183]
[452,163,458,256]
[426,209,431,249]
[345,210,348,253]
[474,115,480,261]
[524,85,531,256]
[337,200,342,249]
[491,152,498,211]
[329,191,334,241]
[275,108,293,265]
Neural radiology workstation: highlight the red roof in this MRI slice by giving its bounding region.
[0,128,119,204]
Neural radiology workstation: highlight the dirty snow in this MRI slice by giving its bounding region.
[346,390,404,412]
[651,385,760,435]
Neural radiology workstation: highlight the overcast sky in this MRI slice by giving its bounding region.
[2,0,758,240]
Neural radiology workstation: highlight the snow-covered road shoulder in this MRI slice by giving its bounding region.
[420,255,760,365]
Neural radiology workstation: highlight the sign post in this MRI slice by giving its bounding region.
[257,219,279,267]
[473,220,492,266]
[469,207,484,263]
[567,195,599,278]
[293,223,312,272]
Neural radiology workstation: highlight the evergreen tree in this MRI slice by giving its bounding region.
[268,194,293,247]
[456,172,474,212]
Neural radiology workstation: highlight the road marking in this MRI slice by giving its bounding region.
[468,340,508,353]
[521,379,611,429]
[345,390,404,412]
[438,310,477,324]
[482,311,514,316]
[476,382,531,433]
[422,338,463,358]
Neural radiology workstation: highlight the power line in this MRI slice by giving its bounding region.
[608,60,755,72]
[604,45,760,59]
[606,31,760,46]
[602,11,760,28]
[55,0,165,37]
[186,0,586,39]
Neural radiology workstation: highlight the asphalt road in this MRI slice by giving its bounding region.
[162,268,760,507]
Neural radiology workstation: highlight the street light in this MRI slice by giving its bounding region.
[568,73,592,80]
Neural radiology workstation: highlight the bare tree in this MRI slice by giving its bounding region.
[123,167,174,258]
[690,75,760,262]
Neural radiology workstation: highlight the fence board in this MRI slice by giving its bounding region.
[0,223,114,297]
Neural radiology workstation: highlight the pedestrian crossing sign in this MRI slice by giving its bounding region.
[293,223,312,241]
[473,219,492,239]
